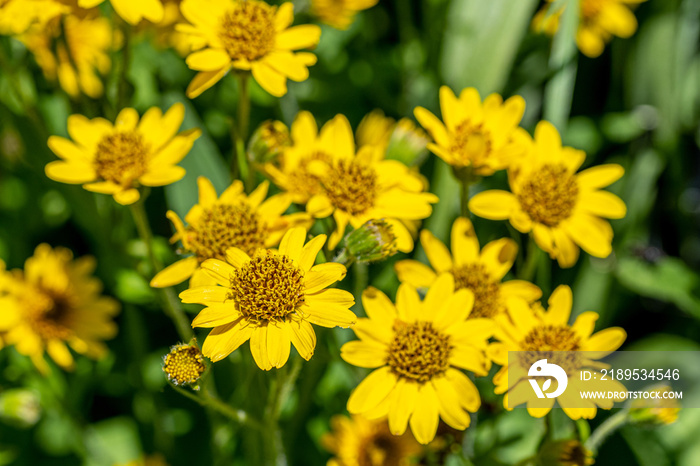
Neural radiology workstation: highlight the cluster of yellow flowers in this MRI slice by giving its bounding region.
[0,0,657,463]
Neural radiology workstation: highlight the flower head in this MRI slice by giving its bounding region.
[342,219,398,264]
[78,0,165,25]
[0,245,120,373]
[629,385,680,426]
[180,228,356,370]
[396,217,541,319]
[248,120,291,164]
[415,86,529,175]
[177,0,321,98]
[0,0,67,35]
[469,121,626,268]
[311,0,378,30]
[21,12,115,99]
[151,177,311,288]
[538,440,595,466]
[533,0,647,58]
[489,285,626,419]
[46,103,200,205]
[341,275,493,444]
[322,414,422,466]
[162,342,206,388]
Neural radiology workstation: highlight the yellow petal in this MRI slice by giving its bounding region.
[576,164,624,189]
[289,318,316,360]
[451,217,480,265]
[432,376,469,429]
[202,319,253,362]
[395,284,421,322]
[114,189,140,205]
[140,166,186,187]
[47,136,91,162]
[187,67,229,99]
[275,2,294,31]
[267,322,292,368]
[251,62,287,97]
[340,340,386,368]
[353,318,392,345]
[546,285,573,325]
[534,120,562,153]
[433,288,474,329]
[303,290,356,328]
[45,161,96,184]
[186,49,231,71]
[579,191,627,219]
[582,327,626,352]
[468,190,518,220]
[499,280,542,302]
[445,368,481,412]
[361,286,398,326]
[192,304,241,328]
[479,238,517,280]
[275,25,321,50]
[420,229,452,273]
[47,339,74,369]
[423,273,455,319]
[150,256,198,287]
[201,258,236,285]
[299,235,327,271]
[394,260,437,289]
[347,366,397,414]
[388,379,418,435]
[265,51,309,82]
[279,227,306,263]
[409,383,439,445]
[563,215,613,258]
[225,248,252,269]
[305,263,346,294]
[197,176,218,206]
[179,286,230,305]
[250,324,273,370]
[115,108,139,130]
[414,106,448,146]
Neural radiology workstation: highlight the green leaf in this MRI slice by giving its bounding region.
[615,256,700,318]
[162,91,231,219]
[621,427,670,466]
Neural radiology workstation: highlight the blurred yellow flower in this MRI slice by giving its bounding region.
[533,0,647,58]
[322,414,422,466]
[469,121,626,268]
[45,103,201,205]
[144,0,196,56]
[538,440,595,466]
[415,86,529,175]
[180,228,356,370]
[341,275,492,444]
[489,285,626,420]
[21,13,115,99]
[0,245,119,373]
[0,0,67,35]
[629,385,680,426]
[311,0,378,30]
[177,0,321,98]
[151,176,311,288]
[395,217,541,319]
[78,0,164,25]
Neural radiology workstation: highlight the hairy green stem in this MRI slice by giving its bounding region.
[129,199,193,342]
[585,410,628,454]
[518,236,541,282]
[171,385,264,430]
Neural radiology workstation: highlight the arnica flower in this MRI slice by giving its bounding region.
[414,86,529,176]
[45,103,201,205]
[247,120,291,164]
[0,245,119,373]
[21,13,115,99]
[78,0,164,25]
[341,275,493,444]
[532,0,647,58]
[469,121,626,268]
[395,217,542,319]
[322,414,422,466]
[538,440,595,466]
[629,385,680,426]
[162,342,206,389]
[0,0,67,35]
[311,0,378,30]
[151,176,311,288]
[489,285,626,419]
[180,227,356,370]
[177,0,321,98]
[341,219,398,264]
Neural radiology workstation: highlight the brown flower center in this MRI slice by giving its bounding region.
[450,121,492,168]
[580,0,605,20]
[386,321,452,383]
[322,159,378,216]
[22,288,74,341]
[163,344,206,386]
[516,164,578,226]
[186,203,266,261]
[452,264,502,319]
[284,151,331,200]
[519,324,581,374]
[94,132,150,186]
[218,1,276,61]
[359,431,404,466]
[229,252,305,323]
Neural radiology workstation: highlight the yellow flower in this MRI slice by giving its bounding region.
[629,385,680,426]
[395,217,541,319]
[341,275,493,444]
[177,0,321,98]
[538,440,595,466]
[533,0,647,58]
[180,227,356,370]
[144,0,196,56]
[78,0,164,25]
[414,86,529,175]
[162,342,206,388]
[311,0,378,30]
[151,176,311,288]
[45,103,201,205]
[21,13,115,99]
[489,285,626,420]
[0,0,67,35]
[0,244,120,373]
[322,414,422,466]
[469,121,626,268]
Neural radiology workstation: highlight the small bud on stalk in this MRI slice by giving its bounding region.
[247,120,291,164]
[337,219,398,266]
[163,341,206,391]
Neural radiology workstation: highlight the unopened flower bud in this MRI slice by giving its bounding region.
[247,120,291,164]
[538,440,594,466]
[162,342,206,390]
[0,389,41,428]
[386,118,430,166]
[342,219,398,264]
[629,385,680,426]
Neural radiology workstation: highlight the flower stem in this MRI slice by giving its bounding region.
[460,176,471,218]
[518,236,541,282]
[129,198,193,342]
[454,165,476,218]
[232,74,253,191]
[264,357,302,466]
[585,410,628,455]
[171,385,264,430]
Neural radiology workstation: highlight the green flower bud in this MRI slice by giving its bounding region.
[385,118,430,166]
[342,219,398,264]
[629,385,680,426]
[247,120,291,164]
[0,389,41,428]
